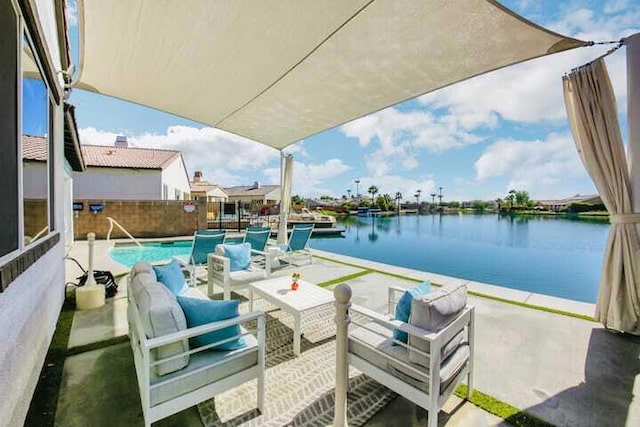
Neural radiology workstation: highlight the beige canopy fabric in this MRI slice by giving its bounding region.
[77,0,586,149]
[563,59,640,334]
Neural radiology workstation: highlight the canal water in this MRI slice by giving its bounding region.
[312,214,610,303]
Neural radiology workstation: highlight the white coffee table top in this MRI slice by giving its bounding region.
[249,276,334,313]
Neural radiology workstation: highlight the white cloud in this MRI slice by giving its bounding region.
[474,133,594,198]
[79,126,279,186]
[340,107,482,176]
[66,1,78,27]
[263,159,351,197]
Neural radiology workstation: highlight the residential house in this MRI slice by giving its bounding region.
[536,194,603,211]
[224,182,280,205]
[0,1,85,424]
[189,171,228,202]
[72,136,191,200]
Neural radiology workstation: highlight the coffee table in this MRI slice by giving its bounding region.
[248,276,334,356]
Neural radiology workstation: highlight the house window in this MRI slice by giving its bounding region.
[0,0,19,259]
[163,184,169,200]
[21,33,50,245]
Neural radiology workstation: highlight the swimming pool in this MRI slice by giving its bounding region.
[110,238,243,267]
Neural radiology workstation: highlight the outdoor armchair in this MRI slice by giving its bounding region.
[208,244,272,300]
[347,283,474,427]
[174,230,227,285]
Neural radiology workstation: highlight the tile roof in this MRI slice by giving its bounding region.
[80,144,180,169]
[190,180,225,193]
[22,135,48,162]
[223,185,280,197]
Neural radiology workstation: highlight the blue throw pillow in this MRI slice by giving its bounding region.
[223,243,251,271]
[176,296,246,351]
[393,281,431,344]
[153,259,187,295]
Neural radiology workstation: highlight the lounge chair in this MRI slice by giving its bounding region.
[175,230,227,285]
[244,227,271,253]
[276,224,314,265]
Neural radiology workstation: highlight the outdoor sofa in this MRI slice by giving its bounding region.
[127,261,265,426]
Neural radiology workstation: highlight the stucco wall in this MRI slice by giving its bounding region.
[72,167,162,200]
[161,156,190,200]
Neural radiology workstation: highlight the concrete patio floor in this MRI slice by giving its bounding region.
[51,240,640,426]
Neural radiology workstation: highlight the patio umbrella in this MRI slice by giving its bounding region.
[277,154,294,244]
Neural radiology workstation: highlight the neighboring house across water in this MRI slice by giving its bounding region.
[224,182,281,205]
[189,171,228,202]
[535,194,603,211]
[72,136,191,200]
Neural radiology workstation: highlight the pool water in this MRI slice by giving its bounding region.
[110,238,243,267]
[311,214,609,303]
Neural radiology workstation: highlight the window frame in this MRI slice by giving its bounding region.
[20,25,53,249]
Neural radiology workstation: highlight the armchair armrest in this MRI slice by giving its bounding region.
[351,304,473,345]
[146,311,265,350]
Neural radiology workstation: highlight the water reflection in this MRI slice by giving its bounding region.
[312,214,610,303]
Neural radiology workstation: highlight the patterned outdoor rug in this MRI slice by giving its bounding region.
[198,294,397,426]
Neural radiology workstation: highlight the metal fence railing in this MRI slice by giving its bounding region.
[206,200,278,231]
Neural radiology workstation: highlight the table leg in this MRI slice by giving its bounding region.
[249,289,254,312]
[293,312,301,357]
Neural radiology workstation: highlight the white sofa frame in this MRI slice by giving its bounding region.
[340,285,474,427]
[127,277,266,426]
[207,249,272,300]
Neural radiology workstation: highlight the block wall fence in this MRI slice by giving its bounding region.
[73,199,208,239]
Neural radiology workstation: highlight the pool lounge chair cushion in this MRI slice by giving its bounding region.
[177,297,246,350]
[135,279,190,376]
[408,283,467,368]
[153,259,188,295]
[220,243,252,271]
[393,281,431,344]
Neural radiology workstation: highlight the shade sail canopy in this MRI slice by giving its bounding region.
[77,0,586,149]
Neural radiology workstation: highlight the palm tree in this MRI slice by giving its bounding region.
[346,189,352,199]
[395,192,403,212]
[354,180,361,197]
[368,185,379,201]
[506,190,516,210]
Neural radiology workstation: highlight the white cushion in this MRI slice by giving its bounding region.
[229,268,265,285]
[408,283,467,367]
[150,332,258,406]
[132,260,155,278]
[136,281,190,375]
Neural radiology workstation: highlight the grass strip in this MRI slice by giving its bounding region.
[316,269,374,288]
[314,254,596,322]
[25,300,75,427]
[454,385,555,427]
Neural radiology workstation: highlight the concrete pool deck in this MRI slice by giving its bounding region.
[55,239,640,426]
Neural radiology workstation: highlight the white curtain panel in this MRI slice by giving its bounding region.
[563,58,640,334]
[277,155,294,245]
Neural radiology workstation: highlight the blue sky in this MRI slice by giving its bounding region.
[66,0,638,202]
